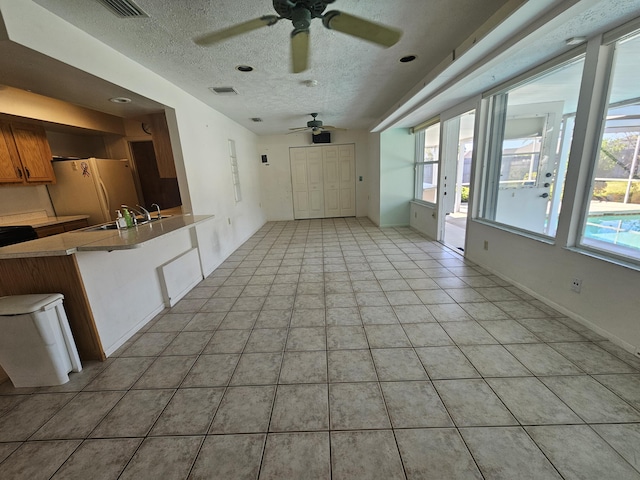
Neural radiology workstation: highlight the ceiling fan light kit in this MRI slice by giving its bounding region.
[194,0,403,73]
[289,113,345,135]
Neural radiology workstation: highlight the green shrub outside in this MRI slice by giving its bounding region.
[593,180,640,203]
[461,186,469,203]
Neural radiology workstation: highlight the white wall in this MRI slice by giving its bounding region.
[0,185,54,217]
[410,201,439,240]
[257,130,371,221]
[76,227,197,356]
[1,0,267,275]
[466,220,640,353]
[368,133,381,225]
[379,128,415,227]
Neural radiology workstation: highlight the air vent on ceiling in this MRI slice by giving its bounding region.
[209,87,239,95]
[95,0,148,18]
[251,118,263,122]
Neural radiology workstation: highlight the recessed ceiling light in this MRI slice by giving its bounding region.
[109,96,131,103]
[302,79,318,87]
[566,36,587,45]
[400,55,417,63]
[236,65,254,72]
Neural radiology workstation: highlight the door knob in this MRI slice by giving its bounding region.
[540,193,549,198]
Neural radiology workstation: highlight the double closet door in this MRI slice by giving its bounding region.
[290,144,356,219]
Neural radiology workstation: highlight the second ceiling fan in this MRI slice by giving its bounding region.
[194,0,402,73]
[289,113,343,135]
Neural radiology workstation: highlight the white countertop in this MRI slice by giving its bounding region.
[0,214,214,259]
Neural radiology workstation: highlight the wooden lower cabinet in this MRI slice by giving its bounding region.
[35,218,89,238]
[35,224,65,238]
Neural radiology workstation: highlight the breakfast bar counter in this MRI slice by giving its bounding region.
[0,214,214,258]
[0,214,215,363]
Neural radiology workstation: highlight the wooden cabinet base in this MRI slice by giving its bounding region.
[0,255,105,361]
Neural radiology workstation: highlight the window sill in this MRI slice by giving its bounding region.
[411,200,437,208]
[472,218,556,245]
[566,244,640,272]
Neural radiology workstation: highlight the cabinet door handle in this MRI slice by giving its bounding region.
[25,167,31,178]
[16,167,23,178]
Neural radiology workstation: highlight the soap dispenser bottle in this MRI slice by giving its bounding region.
[115,210,127,230]
[122,208,133,228]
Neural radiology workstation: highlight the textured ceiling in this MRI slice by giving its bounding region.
[25,0,511,135]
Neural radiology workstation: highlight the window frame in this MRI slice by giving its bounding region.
[413,118,441,206]
[574,26,640,266]
[477,50,587,241]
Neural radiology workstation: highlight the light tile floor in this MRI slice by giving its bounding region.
[1,218,640,479]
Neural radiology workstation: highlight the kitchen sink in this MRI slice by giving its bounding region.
[78,215,172,232]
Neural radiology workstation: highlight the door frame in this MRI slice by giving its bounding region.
[436,97,481,249]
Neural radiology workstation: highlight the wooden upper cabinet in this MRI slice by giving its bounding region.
[148,113,177,178]
[0,121,24,184]
[10,122,56,184]
[0,120,56,185]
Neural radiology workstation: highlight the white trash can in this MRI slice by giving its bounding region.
[0,293,82,387]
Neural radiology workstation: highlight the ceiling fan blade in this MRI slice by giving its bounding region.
[288,126,310,131]
[322,125,346,131]
[194,15,280,46]
[322,11,402,47]
[291,29,310,73]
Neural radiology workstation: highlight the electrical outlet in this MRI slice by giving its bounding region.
[483,240,489,251]
[571,278,582,293]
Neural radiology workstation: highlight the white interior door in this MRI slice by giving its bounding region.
[290,148,310,218]
[307,148,324,218]
[290,144,355,219]
[323,146,341,217]
[338,144,356,216]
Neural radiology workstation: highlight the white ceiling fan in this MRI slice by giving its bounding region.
[194,0,402,73]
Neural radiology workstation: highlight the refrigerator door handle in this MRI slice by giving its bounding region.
[98,178,111,217]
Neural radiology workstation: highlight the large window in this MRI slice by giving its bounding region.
[580,31,640,261]
[414,121,441,203]
[479,56,585,237]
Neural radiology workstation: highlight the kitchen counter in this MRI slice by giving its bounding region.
[0,212,215,362]
[0,214,214,258]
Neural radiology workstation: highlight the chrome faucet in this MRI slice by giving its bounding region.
[137,205,152,222]
[151,203,162,220]
[121,204,147,224]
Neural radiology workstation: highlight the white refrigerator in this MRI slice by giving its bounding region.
[47,158,140,225]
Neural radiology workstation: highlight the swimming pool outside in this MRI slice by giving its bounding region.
[584,213,640,249]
